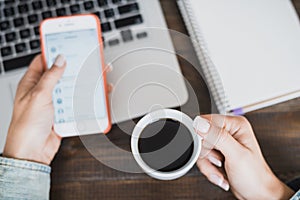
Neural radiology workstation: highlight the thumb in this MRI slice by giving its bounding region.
[193,116,243,159]
[34,55,66,98]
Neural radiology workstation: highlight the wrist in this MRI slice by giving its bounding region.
[274,180,294,200]
[3,145,46,166]
[265,175,294,200]
[2,149,28,163]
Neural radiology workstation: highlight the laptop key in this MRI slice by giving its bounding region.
[47,0,57,7]
[3,52,40,72]
[61,0,71,3]
[112,0,122,4]
[0,21,10,31]
[118,3,139,15]
[4,7,15,17]
[1,46,13,57]
[98,0,107,7]
[30,40,40,50]
[5,32,16,42]
[84,1,94,10]
[101,22,111,32]
[114,15,143,29]
[121,29,133,42]
[15,43,27,53]
[104,9,114,18]
[70,4,80,14]
[93,11,101,20]
[34,26,40,36]
[32,1,43,9]
[28,14,39,24]
[20,29,31,39]
[18,4,29,14]
[13,17,24,27]
[4,0,15,5]
[56,8,66,16]
[136,32,147,39]
[42,11,52,19]
[108,39,119,46]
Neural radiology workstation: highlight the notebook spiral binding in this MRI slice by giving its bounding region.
[177,0,231,114]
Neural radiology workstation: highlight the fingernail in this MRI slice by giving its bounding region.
[107,63,113,72]
[54,54,66,68]
[221,181,230,191]
[107,83,113,93]
[193,116,210,133]
[208,156,222,167]
[210,174,230,191]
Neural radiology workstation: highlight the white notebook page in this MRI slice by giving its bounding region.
[189,0,300,110]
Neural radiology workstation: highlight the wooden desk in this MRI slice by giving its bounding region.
[51,1,300,199]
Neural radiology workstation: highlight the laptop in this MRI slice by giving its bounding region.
[0,0,188,152]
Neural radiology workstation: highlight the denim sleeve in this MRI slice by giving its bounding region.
[0,156,51,200]
[290,190,300,200]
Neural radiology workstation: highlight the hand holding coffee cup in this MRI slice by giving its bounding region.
[132,110,294,200]
[194,115,294,200]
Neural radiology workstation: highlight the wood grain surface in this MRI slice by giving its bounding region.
[50,0,300,199]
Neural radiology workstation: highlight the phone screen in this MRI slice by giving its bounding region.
[44,28,107,124]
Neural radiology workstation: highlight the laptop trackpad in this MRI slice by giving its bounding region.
[10,81,19,100]
[9,74,23,101]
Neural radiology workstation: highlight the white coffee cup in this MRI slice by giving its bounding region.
[131,109,202,180]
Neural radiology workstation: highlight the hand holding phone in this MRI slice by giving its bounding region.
[4,55,65,165]
[40,15,111,137]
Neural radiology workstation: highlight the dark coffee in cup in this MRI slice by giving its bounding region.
[138,119,194,172]
[131,109,202,180]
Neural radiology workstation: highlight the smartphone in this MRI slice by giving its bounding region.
[40,15,111,137]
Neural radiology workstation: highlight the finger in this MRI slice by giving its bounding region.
[197,158,230,191]
[16,55,44,100]
[200,139,224,159]
[43,131,62,165]
[106,63,113,73]
[33,55,66,99]
[205,150,224,167]
[193,116,244,159]
[200,114,257,150]
[48,130,62,152]
[107,83,113,93]
[201,114,252,137]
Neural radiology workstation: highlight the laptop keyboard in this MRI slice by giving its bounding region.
[0,0,147,73]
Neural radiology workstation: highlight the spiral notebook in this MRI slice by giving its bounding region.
[177,0,300,114]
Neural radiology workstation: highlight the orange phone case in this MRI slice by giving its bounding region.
[40,14,112,134]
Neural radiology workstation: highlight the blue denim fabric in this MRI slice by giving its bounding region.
[0,156,50,200]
